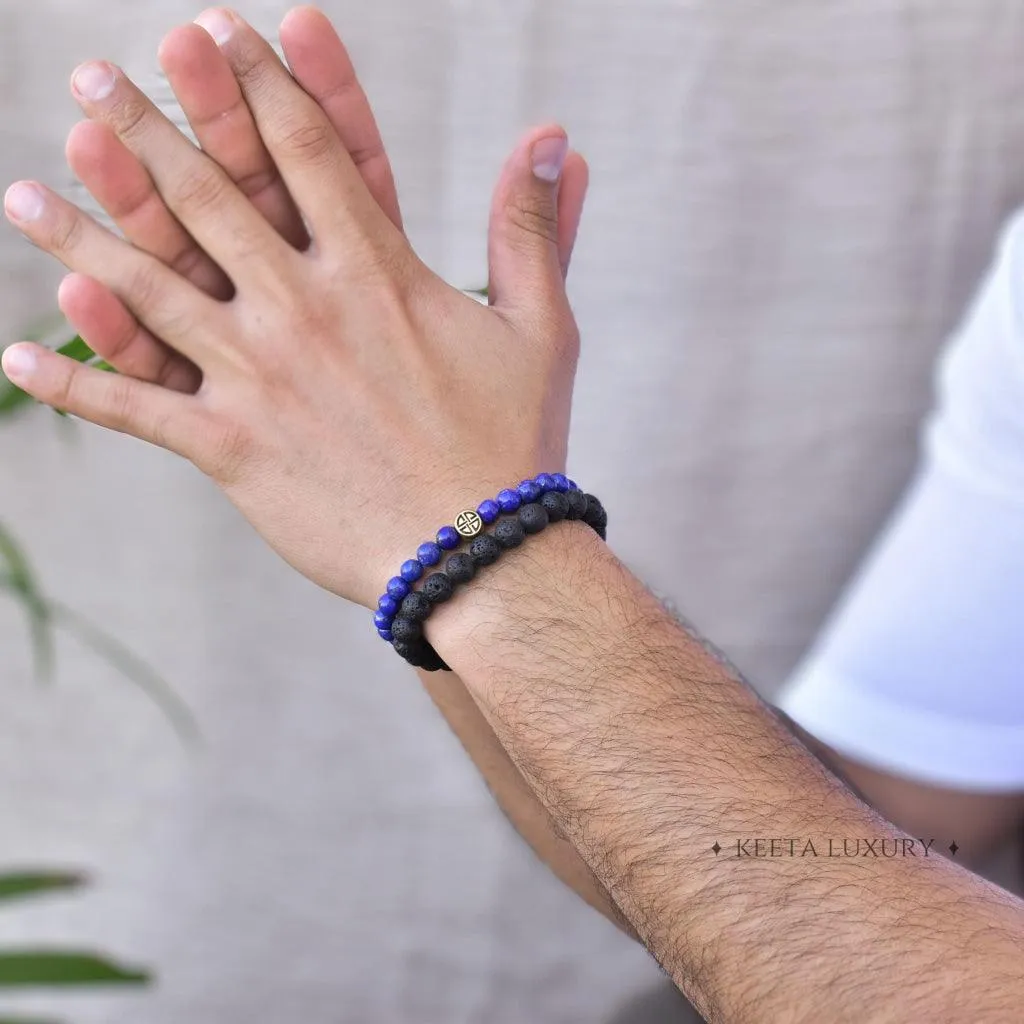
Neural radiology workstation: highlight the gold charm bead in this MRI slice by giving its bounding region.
[454,510,484,538]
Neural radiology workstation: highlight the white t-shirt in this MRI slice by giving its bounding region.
[778,211,1024,792]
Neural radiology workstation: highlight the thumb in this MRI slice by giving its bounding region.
[487,126,587,329]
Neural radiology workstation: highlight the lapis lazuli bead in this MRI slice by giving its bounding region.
[552,473,570,492]
[377,628,394,642]
[400,559,424,583]
[374,610,393,631]
[387,576,411,600]
[496,488,521,513]
[378,594,399,617]
[417,541,442,567]
[567,478,579,491]
[535,473,557,493]
[477,498,501,524]
[518,479,542,502]
[437,525,460,550]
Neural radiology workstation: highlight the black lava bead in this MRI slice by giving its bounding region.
[493,517,526,549]
[399,591,432,622]
[418,646,449,672]
[390,616,423,643]
[393,638,426,665]
[540,491,569,522]
[565,489,589,520]
[445,553,476,584]
[422,571,454,604]
[583,494,608,532]
[470,534,502,567]
[518,502,549,534]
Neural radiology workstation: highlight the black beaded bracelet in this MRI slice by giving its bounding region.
[373,473,608,672]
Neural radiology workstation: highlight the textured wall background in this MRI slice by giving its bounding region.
[2,2,1024,1021]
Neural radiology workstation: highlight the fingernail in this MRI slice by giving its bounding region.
[532,136,568,183]
[4,182,46,223]
[195,8,237,45]
[2,345,37,383]
[72,62,116,102]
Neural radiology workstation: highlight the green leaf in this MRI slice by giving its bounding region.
[54,337,95,364]
[0,874,85,904]
[0,524,55,682]
[48,602,200,747]
[0,527,196,741]
[0,1016,63,1024]
[0,952,150,988]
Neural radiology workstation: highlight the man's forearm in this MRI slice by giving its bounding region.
[427,522,1024,1022]
[414,667,636,936]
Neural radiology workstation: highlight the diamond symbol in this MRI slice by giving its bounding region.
[711,842,721,855]
[949,842,959,857]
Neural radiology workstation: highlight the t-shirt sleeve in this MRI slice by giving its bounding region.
[775,211,1024,792]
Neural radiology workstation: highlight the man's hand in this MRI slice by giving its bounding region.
[2,6,589,610]
[13,4,630,940]
[57,6,589,399]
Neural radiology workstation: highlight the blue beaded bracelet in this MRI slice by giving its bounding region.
[374,474,606,672]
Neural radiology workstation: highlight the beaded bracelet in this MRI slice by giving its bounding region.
[374,473,608,672]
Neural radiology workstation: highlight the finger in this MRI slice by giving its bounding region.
[487,126,573,328]
[1,342,204,458]
[58,273,201,393]
[5,181,221,365]
[69,59,293,292]
[193,8,398,254]
[556,151,589,279]
[158,24,308,249]
[278,5,403,231]
[65,119,232,299]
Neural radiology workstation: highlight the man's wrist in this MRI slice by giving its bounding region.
[424,518,618,683]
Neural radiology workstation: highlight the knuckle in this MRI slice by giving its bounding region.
[156,305,195,342]
[48,211,84,254]
[550,308,581,356]
[146,404,179,452]
[522,298,579,355]
[341,236,413,290]
[51,363,77,413]
[504,193,559,247]
[125,263,161,314]
[233,51,273,95]
[173,168,228,216]
[280,120,336,165]
[123,263,191,341]
[348,141,385,171]
[104,377,138,427]
[62,368,134,429]
[111,94,151,144]
[204,416,256,482]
